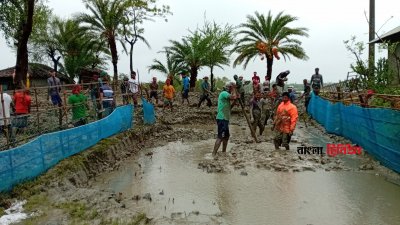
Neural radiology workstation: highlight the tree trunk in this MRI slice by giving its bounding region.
[266,56,274,80]
[51,56,61,72]
[190,66,198,88]
[210,66,214,92]
[109,37,118,81]
[14,0,35,88]
[129,42,134,75]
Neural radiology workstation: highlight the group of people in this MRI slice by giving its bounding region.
[213,68,324,156]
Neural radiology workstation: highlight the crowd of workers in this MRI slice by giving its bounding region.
[0,66,323,153]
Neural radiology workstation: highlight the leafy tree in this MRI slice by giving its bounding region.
[201,21,234,91]
[123,0,171,74]
[344,36,394,91]
[148,51,187,85]
[0,0,50,87]
[167,31,210,88]
[78,0,130,81]
[233,11,309,79]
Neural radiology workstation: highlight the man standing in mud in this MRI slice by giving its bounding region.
[272,92,298,150]
[212,82,238,157]
[310,68,323,95]
[250,93,269,135]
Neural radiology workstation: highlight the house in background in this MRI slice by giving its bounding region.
[0,63,71,91]
[371,26,400,85]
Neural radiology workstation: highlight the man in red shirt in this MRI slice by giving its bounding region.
[12,87,32,136]
[252,71,260,85]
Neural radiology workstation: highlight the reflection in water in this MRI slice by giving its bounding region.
[95,139,400,225]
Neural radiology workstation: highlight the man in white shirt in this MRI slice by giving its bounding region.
[0,92,13,142]
[128,71,140,106]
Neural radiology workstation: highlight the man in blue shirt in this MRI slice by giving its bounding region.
[181,72,190,105]
[288,86,296,103]
[198,76,212,107]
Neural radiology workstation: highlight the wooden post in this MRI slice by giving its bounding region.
[63,90,68,126]
[33,86,40,132]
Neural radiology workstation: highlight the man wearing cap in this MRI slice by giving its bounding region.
[149,77,159,105]
[181,72,190,105]
[213,82,238,156]
[99,77,115,117]
[198,76,212,107]
[272,92,298,150]
[310,68,323,95]
[68,85,88,127]
[128,71,140,106]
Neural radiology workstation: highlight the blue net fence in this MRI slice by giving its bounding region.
[0,105,133,192]
[142,97,155,125]
[308,93,400,173]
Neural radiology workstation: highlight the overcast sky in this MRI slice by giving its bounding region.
[1,0,399,84]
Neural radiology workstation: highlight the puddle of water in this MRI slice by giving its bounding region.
[94,138,400,225]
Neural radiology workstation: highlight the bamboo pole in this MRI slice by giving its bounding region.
[233,87,258,143]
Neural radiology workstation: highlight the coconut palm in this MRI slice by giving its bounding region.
[148,52,187,85]
[167,31,210,88]
[233,11,309,79]
[78,0,129,81]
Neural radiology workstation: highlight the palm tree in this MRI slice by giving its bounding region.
[233,11,309,79]
[167,31,210,88]
[148,52,187,85]
[57,19,109,81]
[78,0,129,81]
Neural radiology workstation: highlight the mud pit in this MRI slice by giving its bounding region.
[2,106,400,225]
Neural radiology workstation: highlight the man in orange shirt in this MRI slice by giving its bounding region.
[163,79,175,111]
[272,92,298,150]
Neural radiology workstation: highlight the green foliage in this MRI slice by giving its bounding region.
[0,0,50,46]
[233,11,309,69]
[122,0,172,57]
[148,51,188,85]
[344,36,395,91]
[200,20,235,91]
[78,0,131,80]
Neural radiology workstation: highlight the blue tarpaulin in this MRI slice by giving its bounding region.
[308,93,400,173]
[0,105,133,192]
[142,97,155,125]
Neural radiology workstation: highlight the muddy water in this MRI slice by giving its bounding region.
[94,127,400,225]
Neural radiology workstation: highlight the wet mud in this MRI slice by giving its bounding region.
[1,104,400,225]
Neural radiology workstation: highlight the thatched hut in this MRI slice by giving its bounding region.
[0,63,71,91]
